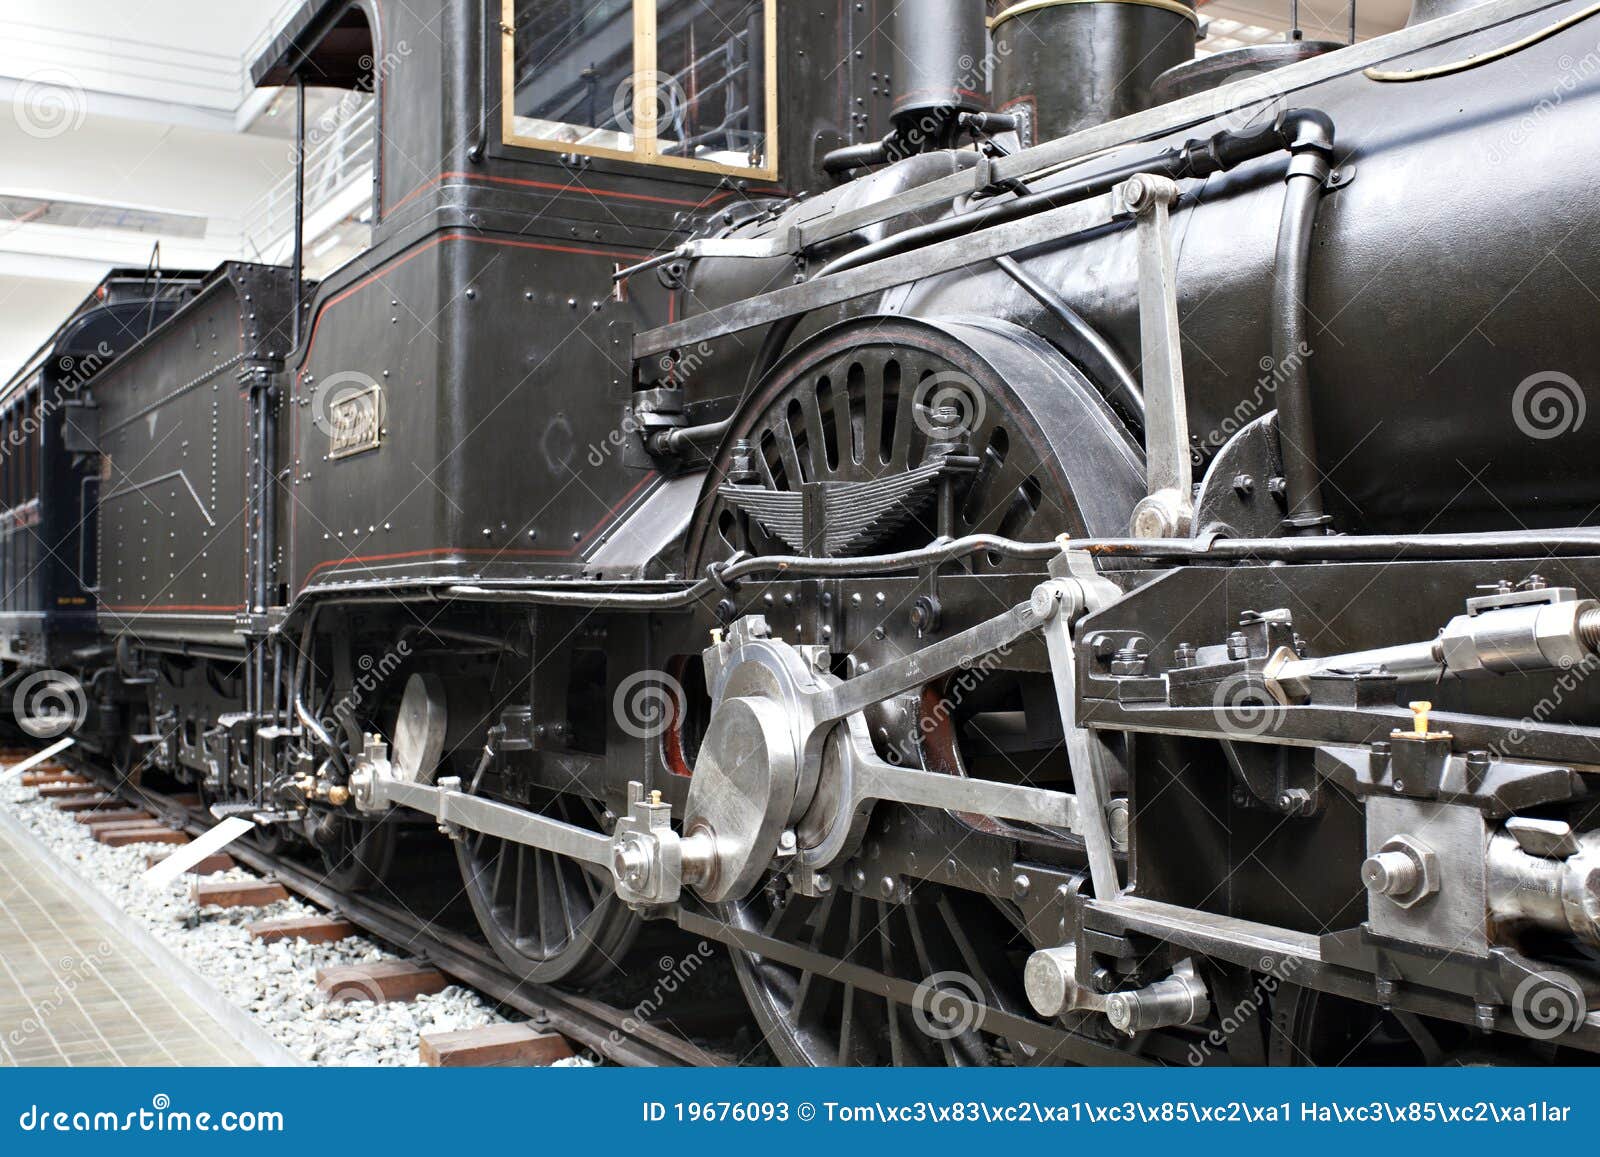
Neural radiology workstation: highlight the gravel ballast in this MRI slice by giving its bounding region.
[1,776,595,1067]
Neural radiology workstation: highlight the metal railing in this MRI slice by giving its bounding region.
[240,92,376,266]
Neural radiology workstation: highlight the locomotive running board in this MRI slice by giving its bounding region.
[355,561,1131,913]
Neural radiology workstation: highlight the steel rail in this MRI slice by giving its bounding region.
[108,782,731,1068]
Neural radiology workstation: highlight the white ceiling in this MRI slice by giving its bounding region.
[0,0,307,382]
[1202,0,1414,44]
[0,0,300,124]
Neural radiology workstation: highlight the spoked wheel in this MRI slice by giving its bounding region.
[686,316,1143,572]
[456,790,639,989]
[315,811,400,892]
[1270,985,1473,1065]
[724,880,1038,1066]
[246,824,292,855]
[683,317,1144,1065]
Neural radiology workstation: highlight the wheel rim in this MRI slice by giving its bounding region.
[456,791,639,988]
[316,811,400,892]
[1271,985,1453,1065]
[684,319,1140,1064]
[723,881,1037,1066]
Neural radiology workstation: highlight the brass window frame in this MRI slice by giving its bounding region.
[500,0,779,180]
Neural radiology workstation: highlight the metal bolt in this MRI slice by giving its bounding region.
[1277,787,1313,816]
[1362,851,1418,896]
[1107,798,1131,849]
[613,839,650,887]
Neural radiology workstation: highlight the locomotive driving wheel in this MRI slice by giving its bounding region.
[682,315,1144,1065]
[1269,984,1549,1065]
[687,316,1141,568]
[314,810,400,892]
[726,879,1039,1065]
[456,788,640,988]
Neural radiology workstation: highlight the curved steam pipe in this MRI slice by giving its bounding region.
[289,604,351,784]
[993,254,1145,427]
[648,112,1335,462]
[1269,110,1336,533]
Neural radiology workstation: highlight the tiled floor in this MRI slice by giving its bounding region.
[0,821,256,1066]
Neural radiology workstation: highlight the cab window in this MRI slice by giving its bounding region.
[502,0,776,179]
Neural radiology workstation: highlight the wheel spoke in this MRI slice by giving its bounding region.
[457,788,637,988]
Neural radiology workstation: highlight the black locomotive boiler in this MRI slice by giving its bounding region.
[7,0,1600,1065]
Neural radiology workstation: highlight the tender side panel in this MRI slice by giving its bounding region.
[94,269,287,646]
[0,377,44,662]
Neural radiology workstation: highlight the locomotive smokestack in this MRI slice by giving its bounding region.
[991,0,1198,145]
[890,0,988,148]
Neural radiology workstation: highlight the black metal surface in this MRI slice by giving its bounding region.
[1150,41,1343,104]
[6,0,1600,1069]
[890,0,988,128]
[991,1,1197,145]
[91,264,296,647]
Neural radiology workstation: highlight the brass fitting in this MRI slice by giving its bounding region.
[1392,699,1451,741]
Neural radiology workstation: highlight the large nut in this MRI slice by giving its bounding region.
[612,834,653,889]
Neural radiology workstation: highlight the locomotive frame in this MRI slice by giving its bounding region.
[5,0,1600,1066]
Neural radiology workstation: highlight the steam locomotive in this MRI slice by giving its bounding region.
[7,0,1600,1065]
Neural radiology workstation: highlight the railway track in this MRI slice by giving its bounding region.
[30,756,735,1069]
